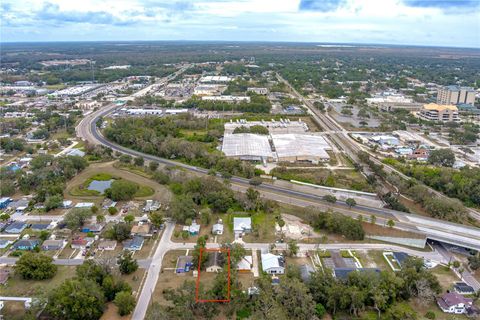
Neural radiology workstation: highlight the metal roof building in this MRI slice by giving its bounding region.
[271,134,331,163]
[222,134,274,161]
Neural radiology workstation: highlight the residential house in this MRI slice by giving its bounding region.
[408,148,429,161]
[143,200,160,212]
[42,239,65,251]
[237,256,253,273]
[212,221,224,235]
[81,224,104,233]
[4,222,27,234]
[176,256,193,274]
[183,220,200,236]
[233,217,252,238]
[61,200,73,208]
[66,149,86,157]
[131,223,152,237]
[0,240,12,249]
[123,236,144,251]
[74,202,94,209]
[7,199,29,213]
[31,223,50,231]
[0,198,12,209]
[437,292,473,314]
[261,253,285,274]
[454,282,475,295]
[98,240,117,251]
[71,236,95,249]
[12,239,40,250]
[206,251,223,273]
[101,199,117,209]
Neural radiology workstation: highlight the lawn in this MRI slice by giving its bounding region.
[0,265,76,297]
[431,265,459,291]
[225,212,277,243]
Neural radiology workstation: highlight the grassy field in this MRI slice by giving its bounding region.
[66,162,172,203]
[0,265,76,297]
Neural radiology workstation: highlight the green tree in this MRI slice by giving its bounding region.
[119,154,132,164]
[323,195,337,203]
[168,195,196,223]
[149,211,164,228]
[15,253,57,280]
[114,291,136,316]
[63,208,92,229]
[108,207,118,215]
[45,194,63,211]
[287,240,299,257]
[134,156,144,166]
[370,214,376,224]
[149,161,159,172]
[428,148,455,167]
[105,180,139,201]
[124,214,135,223]
[346,198,357,208]
[46,279,106,320]
[118,251,139,275]
[387,219,395,228]
[91,205,99,214]
[0,213,11,221]
[96,214,105,223]
[106,223,132,241]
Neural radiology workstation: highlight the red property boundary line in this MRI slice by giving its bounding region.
[195,248,231,303]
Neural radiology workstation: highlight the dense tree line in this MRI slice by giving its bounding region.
[104,117,258,178]
[46,260,135,319]
[181,94,271,113]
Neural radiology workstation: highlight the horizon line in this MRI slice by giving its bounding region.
[1,39,479,50]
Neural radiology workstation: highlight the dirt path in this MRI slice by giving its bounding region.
[65,161,172,203]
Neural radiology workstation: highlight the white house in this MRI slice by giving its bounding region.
[233,217,252,238]
[237,256,253,273]
[212,222,224,235]
[261,253,285,274]
[436,292,473,314]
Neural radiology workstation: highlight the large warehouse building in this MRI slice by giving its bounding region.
[221,133,332,163]
[272,134,331,163]
[222,134,274,161]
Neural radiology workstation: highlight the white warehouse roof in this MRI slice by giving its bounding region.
[222,134,274,160]
[271,134,331,161]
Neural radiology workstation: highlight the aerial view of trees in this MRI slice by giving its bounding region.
[15,253,57,280]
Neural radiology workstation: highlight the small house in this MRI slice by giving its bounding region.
[4,222,27,234]
[123,236,144,251]
[7,198,29,213]
[454,282,475,295]
[206,251,223,273]
[437,292,473,314]
[176,256,193,273]
[131,223,152,237]
[42,239,65,251]
[143,200,160,212]
[74,202,94,209]
[237,256,253,273]
[66,149,86,157]
[212,222,224,235]
[71,236,94,249]
[0,198,12,209]
[261,253,285,274]
[31,223,50,231]
[12,239,40,251]
[233,217,252,238]
[98,240,117,251]
[61,200,73,208]
[0,239,12,249]
[101,199,117,209]
[183,220,200,235]
[81,224,104,233]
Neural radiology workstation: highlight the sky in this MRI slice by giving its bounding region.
[1,0,479,47]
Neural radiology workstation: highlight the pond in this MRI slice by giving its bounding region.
[87,179,114,194]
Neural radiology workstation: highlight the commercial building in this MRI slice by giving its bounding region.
[247,87,268,95]
[222,134,274,161]
[199,76,232,83]
[125,108,163,116]
[193,84,226,96]
[224,119,309,135]
[418,103,460,122]
[201,95,250,103]
[437,86,475,106]
[271,134,331,163]
[366,93,422,112]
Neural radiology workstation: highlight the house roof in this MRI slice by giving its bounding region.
[212,223,224,233]
[42,240,64,247]
[176,256,193,269]
[98,240,117,249]
[5,222,27,233]
[31,223,50,230]
[237,256,253,270]
[437,292,473,308]
[13,239,39,248]
[124,236,144,248]
[233,217,252,232]
[207,251,223,269]
[334,268,381,280]
[423,103,457,112]
[261,253,284,271]
[454,282,475,294]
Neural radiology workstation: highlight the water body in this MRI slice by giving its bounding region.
[87,180,114,194]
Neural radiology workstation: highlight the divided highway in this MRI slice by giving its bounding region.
[76,69,480,251]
